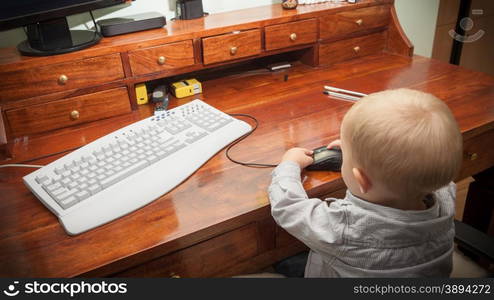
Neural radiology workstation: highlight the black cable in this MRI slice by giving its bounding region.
[89,10,100,35]
[226,114,278,168]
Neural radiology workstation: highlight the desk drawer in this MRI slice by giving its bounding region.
[458,129,494,180]
[264,19,317,51]
[319,5,390,40]
[0,54,124,102]
[202,29,261,65]
[5,87,131,137]
[319,32,385,66]
[115,223,259,277]
[128,40,195,76]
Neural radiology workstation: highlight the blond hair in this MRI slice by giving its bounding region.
[341,88,463,195]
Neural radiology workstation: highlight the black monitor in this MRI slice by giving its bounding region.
[0,0,130,56]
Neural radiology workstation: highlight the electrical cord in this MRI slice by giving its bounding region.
[226,114,278,168]
[0,164,43,168]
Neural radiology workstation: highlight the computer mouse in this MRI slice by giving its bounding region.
[306,146,342,171]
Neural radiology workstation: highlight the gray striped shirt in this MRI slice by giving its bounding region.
[268,161,455,277]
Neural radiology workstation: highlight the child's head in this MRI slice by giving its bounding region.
[339,88,463,201]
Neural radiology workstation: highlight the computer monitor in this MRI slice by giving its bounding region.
[0,0,131,56]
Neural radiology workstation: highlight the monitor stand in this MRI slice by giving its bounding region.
[18,16,101,56]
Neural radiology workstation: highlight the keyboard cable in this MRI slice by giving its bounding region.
[227,113,278,168]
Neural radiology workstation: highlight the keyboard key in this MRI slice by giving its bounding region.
[58,196,78,209]
[100,160,148,189]
[35,175,50,184]
[75,190,91,201]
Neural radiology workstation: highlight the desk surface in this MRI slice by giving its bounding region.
[1,53,494,277]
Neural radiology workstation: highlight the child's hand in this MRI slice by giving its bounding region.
[327,139,341,150]
[281,148,314,169]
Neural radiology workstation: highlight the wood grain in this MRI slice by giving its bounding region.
[114,223,259,277]
[319,5,391,40]
[264,19,318,51]
[128,40,196,76]
[1,53,494,277]
[5,88,131,137]
[202,29,262,65]
[319,31,386,66]
[385,5,414,57]
[0,54,124,102]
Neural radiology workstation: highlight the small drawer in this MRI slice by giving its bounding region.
[319,5,390,40]
[458,129,494,180]
[128,40,195,76]
[115,223,259,277]
[0,54,124,102]
[319,32,386,66]
[202,29,261,65]
[265,19,317,51]
[5,87,131,137]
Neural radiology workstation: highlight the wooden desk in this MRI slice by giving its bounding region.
[1,53,494,277]
[1,1,494,278]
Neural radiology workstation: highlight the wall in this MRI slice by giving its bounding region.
[394,0,440,57]
[0,0,439,58]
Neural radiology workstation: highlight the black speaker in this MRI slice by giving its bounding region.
[176,0,204,20]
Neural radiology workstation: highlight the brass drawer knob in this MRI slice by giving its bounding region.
[353,46,360,53]
[230,46,238,55]
[170,272,181,278]
[355,19,363,26]
[468,152,478,161]
[290,33,297,41]
[157,56,166,65]
[58,74,68,85]
[70,110,80,120]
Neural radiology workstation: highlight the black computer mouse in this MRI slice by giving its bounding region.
[306,146,342,171]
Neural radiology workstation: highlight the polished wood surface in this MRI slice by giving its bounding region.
[6,88,131,137]
[0,54,124,102]
[0,1,409,146]
[319,5,390,40]
[128,40,196,76]
[319,31,386,66]
[202,29,262,65]
[264,19,318,51]
[1,51,494,277]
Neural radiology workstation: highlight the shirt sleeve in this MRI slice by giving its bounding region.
[268,161,347,254]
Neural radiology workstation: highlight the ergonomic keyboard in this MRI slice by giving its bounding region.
[23,99,252,235]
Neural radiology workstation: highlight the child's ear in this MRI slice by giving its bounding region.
[352,168,372,194]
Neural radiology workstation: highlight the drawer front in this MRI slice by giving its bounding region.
[265,19,317,51]
[128,40,195,76]
[458,129,494,180]
[6,87,131,137]
[319,32,385,66]
[319,5,390,40]
[0,54,124,102]
[202,29,261,65]
[115,223,259,277]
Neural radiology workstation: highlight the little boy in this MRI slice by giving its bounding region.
[268,88,463,277]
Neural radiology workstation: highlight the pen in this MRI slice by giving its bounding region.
[324,85,368,97]
[323,90,362,102]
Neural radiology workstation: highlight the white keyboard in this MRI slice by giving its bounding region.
[23,99,251,235]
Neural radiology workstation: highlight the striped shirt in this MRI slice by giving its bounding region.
[268,161,455,277]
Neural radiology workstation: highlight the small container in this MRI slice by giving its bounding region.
[282,0,298,9]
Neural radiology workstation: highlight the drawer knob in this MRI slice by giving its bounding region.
[70,110,80,120]
[170,273,181,278]
[157,56,166,65]
[353,46,360,53]
[230,46,238,55]
[468,152,478,161]
[290,33,297,41]
[58,74,68,85]
[355,19,364,26]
